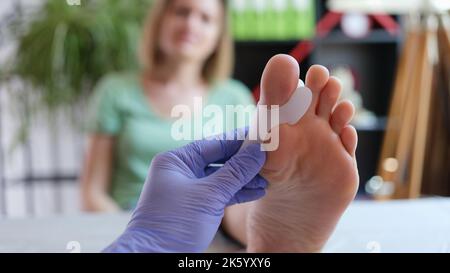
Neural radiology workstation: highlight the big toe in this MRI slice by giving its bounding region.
[258,54,301,180]
[259,54,300,106]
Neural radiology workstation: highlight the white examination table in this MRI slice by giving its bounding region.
[1,198,449,253]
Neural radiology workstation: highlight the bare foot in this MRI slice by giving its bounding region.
[246,54,360,253]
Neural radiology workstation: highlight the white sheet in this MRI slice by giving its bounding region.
[324,198,450,253]
[1,198,449,253]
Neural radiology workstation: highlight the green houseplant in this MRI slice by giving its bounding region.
[1,0,152,144]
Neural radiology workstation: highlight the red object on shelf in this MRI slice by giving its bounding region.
[251,11,400,101]
[371,14,400,35]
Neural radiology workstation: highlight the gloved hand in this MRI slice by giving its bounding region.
[103,130,267,253]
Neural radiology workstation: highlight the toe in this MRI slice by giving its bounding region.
[260,54,300,106]
[330,100,355,134]
[340,125,358,156]
[317,77,342,119]
[305,65,330,113]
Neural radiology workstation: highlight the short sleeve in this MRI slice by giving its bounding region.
[87,76,123,135]
[228,80,256,107]
[221,80,256,130]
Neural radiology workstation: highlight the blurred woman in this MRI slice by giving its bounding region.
[81,0,253,213]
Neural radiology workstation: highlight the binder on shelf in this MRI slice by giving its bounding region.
[230,0,316,41]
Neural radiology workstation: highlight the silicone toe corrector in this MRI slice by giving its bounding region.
[240,83,313,152]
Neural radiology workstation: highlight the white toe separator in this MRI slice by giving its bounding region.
[239,84,313,152]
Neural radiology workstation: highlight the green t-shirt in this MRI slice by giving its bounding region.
[88,72,255,210]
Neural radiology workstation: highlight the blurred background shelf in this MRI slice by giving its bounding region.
[236,30,400,46]
[232,0,402,196]
[235,40,304,47]
[316,29,400,44]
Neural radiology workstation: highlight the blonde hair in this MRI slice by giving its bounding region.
[139,0,233,85]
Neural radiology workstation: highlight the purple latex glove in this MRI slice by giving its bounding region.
[103,132,267,253]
